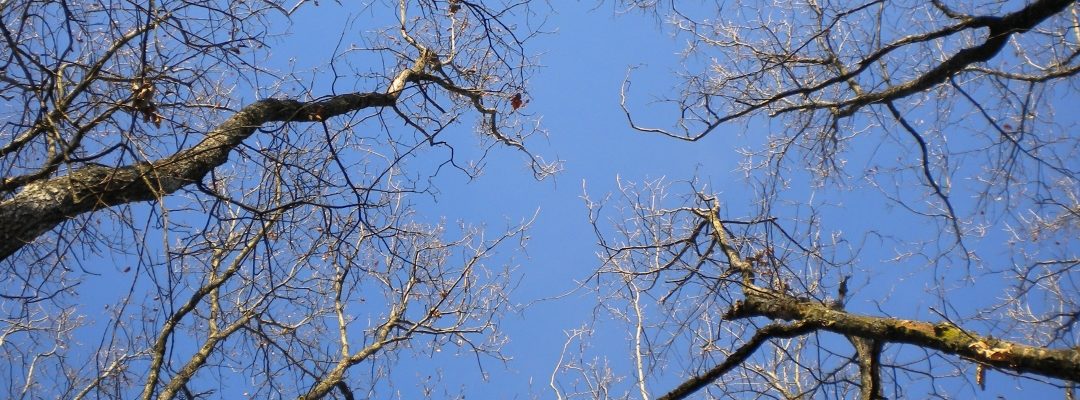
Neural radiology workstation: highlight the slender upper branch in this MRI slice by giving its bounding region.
[656,322,815,400]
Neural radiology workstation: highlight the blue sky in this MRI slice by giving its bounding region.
[261,2,748,397]
[203,1,1074,397]
[41,0,1076,398]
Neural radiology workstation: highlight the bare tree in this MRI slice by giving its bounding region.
[0,0,548,398]
[564,0,1080,399]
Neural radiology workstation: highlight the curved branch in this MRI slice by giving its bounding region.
[630,0,1077,140]
[835,0,1075,117]
[0,55,434,261]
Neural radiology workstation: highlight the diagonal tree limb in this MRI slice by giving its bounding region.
[834,0,1077,117]
[656,322,816,400]
[664,207,1080,398]
[660,288,1079,400]
[725,293,1080,383]
[0,53,434,262]
[627,0,1077,140]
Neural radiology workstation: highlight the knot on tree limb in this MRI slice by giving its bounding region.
[694,206,756,286]
[387,48,438,98]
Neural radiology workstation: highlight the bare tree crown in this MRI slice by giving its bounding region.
[1,1,546,398]
[561,0,1080,398]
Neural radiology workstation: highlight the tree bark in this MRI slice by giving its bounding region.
[848,336,884,400]
[726,293,1080,383]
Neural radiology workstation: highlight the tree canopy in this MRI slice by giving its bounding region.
[1,0,1078,399]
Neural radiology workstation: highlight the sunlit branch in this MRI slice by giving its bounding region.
[624,0,1077,140]
[0,51,438,261]
[725,294,1080,383]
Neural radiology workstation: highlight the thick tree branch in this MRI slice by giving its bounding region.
[677,206,1080,393]
[725,293,1080,383]
[0,55,433,262]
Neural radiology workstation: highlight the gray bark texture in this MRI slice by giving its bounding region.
[0,92,396,261]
